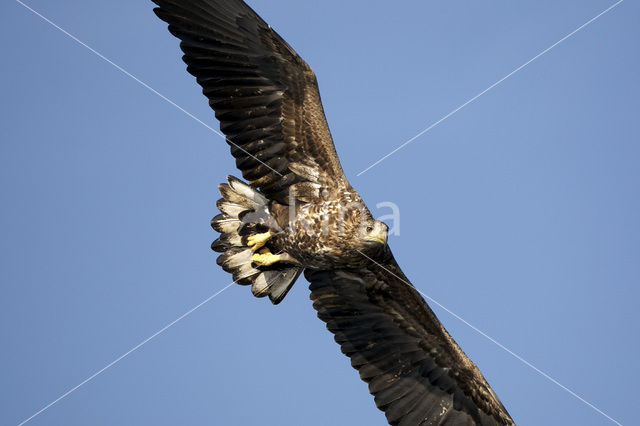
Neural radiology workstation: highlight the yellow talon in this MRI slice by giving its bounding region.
[252,248,281,266]
[247,231,272,251]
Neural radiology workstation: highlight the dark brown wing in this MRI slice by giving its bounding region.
[152,0,347,202]
[306,250,514,426]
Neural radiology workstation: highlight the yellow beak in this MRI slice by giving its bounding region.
[366,227,388,245]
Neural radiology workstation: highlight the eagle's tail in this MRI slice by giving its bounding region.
[210,175,302,304]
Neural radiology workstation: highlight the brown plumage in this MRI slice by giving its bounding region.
[152,0,515,424]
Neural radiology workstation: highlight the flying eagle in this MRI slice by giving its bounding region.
[152,1,515,424]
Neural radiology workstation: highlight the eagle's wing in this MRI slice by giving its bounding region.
[153,0,347,202]
[306,250,515,426]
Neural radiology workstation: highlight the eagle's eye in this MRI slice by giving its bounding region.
[366,226,374,233]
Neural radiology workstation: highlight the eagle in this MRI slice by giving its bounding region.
[152,1,515,425]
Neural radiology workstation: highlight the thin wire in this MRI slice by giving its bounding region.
[356,0,624,176]
[356,250,622,426]
[16,283,235,426]
[13,0,625,424]
[14,0,283,177]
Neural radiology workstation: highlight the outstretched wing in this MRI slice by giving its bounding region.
[306,250,514,426]
[152,0,347,202]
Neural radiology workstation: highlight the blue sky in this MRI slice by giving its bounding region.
[1,1,638,425]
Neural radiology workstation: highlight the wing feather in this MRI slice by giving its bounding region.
[153,3,514,424]
[306,251,515,426]
[153,0,347,202]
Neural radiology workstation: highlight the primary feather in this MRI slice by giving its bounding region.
[152,1,515,424]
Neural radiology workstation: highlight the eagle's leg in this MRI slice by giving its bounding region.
[252,247,282,266]
[247,231,272,252]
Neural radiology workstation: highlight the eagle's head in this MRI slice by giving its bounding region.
[363,220,389,247]
[338,203,389,259]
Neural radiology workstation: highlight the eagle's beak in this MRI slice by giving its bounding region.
[365,225,388,246]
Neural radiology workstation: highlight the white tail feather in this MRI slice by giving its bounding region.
[211,176,302,304]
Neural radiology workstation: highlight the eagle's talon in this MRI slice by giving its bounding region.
[247,231,272,251]
[252,248,281,266]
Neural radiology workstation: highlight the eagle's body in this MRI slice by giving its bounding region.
[153,1,515,424]
[280,189,385,269]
